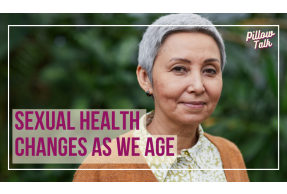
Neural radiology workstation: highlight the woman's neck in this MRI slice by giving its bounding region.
[146,111,199,155]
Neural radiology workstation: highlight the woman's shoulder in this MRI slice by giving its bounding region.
[204,132,247,170]
[204,132,249,181]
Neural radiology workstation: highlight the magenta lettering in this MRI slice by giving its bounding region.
[78,137,87,156]
[117,137,130,156]
[102,137,111,156]
[15,137,24,156]
[130,111,139,130]
[101,111,110,130]
[35,111,45,130]
[15,111,24,130]
[80,111,90,130]
[91,111,100,130]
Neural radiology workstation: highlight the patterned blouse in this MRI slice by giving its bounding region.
[133,111,227,182]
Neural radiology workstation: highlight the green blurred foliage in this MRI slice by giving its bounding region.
[1,13,286,182]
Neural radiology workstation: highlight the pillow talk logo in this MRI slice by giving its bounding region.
[246,30,276,49]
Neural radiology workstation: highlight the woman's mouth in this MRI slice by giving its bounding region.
[181,101,206,109]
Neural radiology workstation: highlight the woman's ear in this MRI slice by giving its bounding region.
[136,65,153,94]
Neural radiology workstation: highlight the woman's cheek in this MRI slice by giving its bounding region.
[154,77,182,102]
[207,79,222,105]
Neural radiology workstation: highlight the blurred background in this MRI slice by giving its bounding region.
[0,13,286,182]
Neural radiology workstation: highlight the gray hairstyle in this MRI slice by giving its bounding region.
[138,13,226,85]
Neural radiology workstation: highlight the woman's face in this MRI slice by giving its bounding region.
[152,32,222,125]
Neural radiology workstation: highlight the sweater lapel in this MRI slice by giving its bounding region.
[204,133,237,182]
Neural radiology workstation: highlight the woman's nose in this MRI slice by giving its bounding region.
[186,71,205,95]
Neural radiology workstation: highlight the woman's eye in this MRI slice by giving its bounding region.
[172,66,186,73]
[204,68,216,75]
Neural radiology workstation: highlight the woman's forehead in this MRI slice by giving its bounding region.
[157,32,221,63]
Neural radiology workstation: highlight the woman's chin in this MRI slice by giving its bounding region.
[175,115,206,126]
[172,107,209,124]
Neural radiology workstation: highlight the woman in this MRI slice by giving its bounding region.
[73,13,249,182]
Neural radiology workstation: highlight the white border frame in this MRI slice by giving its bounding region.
[8,25,280,171]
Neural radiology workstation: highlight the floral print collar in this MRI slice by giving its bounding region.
[133,111,227,182]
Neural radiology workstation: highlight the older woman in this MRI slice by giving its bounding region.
[73,13,249,182]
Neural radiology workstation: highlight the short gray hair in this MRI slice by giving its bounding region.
[138,13,226,85]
